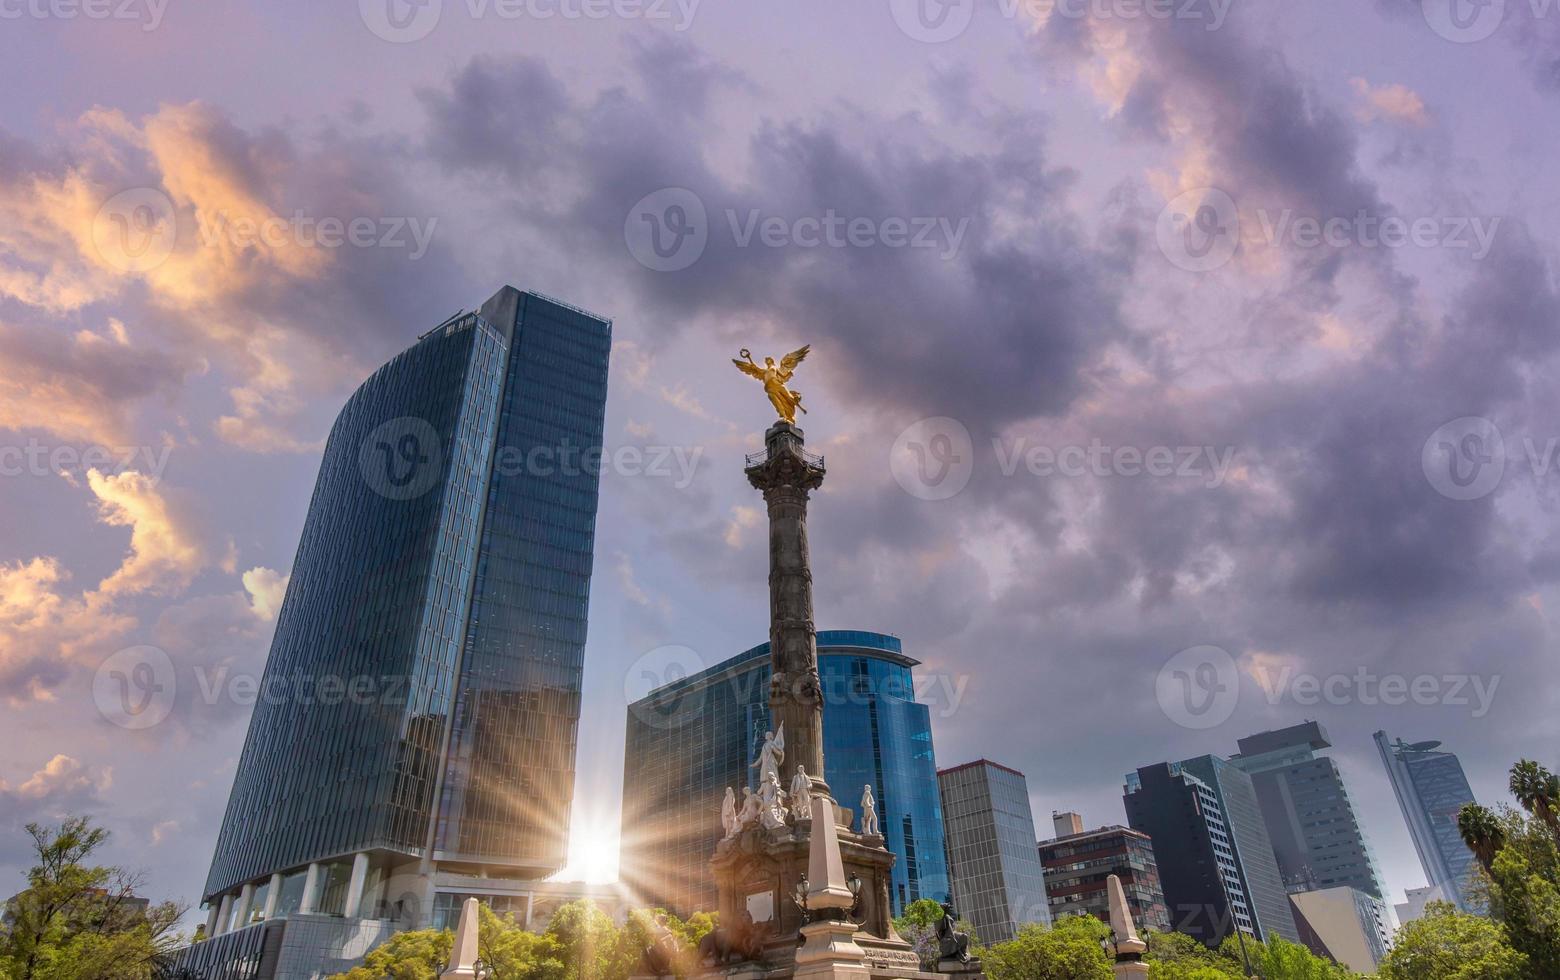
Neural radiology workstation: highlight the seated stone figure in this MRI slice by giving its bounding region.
[936,902,972,964]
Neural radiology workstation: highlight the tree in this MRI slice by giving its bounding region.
[332,929,452,980]
[1481,805,1560,979]
[544,899,629,980]
[1221,935,1360,980]
[0,816,185,980]
[1377,901,1527,980]
[1509,760,1560,842]
[1459,802,1507,875]
[981,914,1112,980]
[892,898,951,969]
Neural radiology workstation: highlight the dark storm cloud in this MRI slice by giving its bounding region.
[418,37,1130,431]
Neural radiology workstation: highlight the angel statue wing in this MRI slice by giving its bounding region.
[777,345,810,379]
[732,357,765,379]
[773,721,784,753]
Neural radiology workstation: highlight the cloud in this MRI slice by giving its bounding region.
[241,567,289,622]
[1,469,238,701]
[1351,78,1430,126]
[89,468,235,598]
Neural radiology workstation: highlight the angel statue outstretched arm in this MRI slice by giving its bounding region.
[733,346,811,424]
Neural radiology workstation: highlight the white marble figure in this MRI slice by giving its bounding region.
[790,765,813,821]
[721,786,739,839]
[860,784,879,837]
[738,786,761,828]
[751,722,785,787]
[759,770,790,830]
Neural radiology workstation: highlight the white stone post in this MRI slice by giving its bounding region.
[262,873,283,919]
[440,898,481,979]
[204,901,219,938]
[344,852,370,919]
[233,882,256,929]
[215,893,234,936]
[298,862,322,914]
[1107,874,1149,978]
[794,796,869,980]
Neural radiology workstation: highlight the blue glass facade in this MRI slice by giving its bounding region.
[202,287,610,906]
[619,631,949,917]
[1374,731,1480,912]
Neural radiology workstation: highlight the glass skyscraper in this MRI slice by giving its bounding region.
[196,287,610,947]
[937,760,1051,944]
[1230,722,1388,900]
[619,631,949,918]
[1374,730,1480,912]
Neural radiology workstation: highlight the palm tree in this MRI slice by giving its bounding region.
[1459,803,1506,874]
[1509,760,1560,842]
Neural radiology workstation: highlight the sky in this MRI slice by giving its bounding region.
[2,0,1559,927]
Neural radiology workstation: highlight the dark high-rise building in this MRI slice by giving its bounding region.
[1230,722,1388,900]
[619,631,949,918]
[185,288,610,969]
[1038,821,1170,934]
[938,760,1051,944]
[1175,755,1300,944]
[1125,763,1256,947]
[1374,730,1480,912]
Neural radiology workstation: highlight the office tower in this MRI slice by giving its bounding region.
[1230,722,1388,899]
[1289,886,1392,972]
[619,630,949,917]
[1038,821,1170,933]
[937,760,1051,944]
[1125,763,1256,947]
[1374,731,1481,912]
[1174,755,1301,944]
[1395,885,1436,925]
[176,288,611,975]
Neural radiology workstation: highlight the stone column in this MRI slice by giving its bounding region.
[233,882,255,929]
[215,893,233,935]
[344,852,371,918]
[299,862,322,914]
[745,422,828,792]
[204,901,219,938]
[262,873,283,919]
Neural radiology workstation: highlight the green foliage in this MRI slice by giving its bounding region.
[1144,929,1242,978]
[1378,901,1528,980]
[1220,935,1360,980]
[981,914,1112,980]
[0,816,186,980]
[332,929,452,980]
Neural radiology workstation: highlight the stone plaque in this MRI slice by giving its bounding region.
[745,890,774,923]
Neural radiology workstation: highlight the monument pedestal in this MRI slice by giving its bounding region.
[794,919,870,980]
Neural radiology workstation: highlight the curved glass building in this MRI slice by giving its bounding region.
[619,630,950,917]
[198,287,610,943]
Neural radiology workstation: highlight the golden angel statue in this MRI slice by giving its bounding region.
[733,345,810,424]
